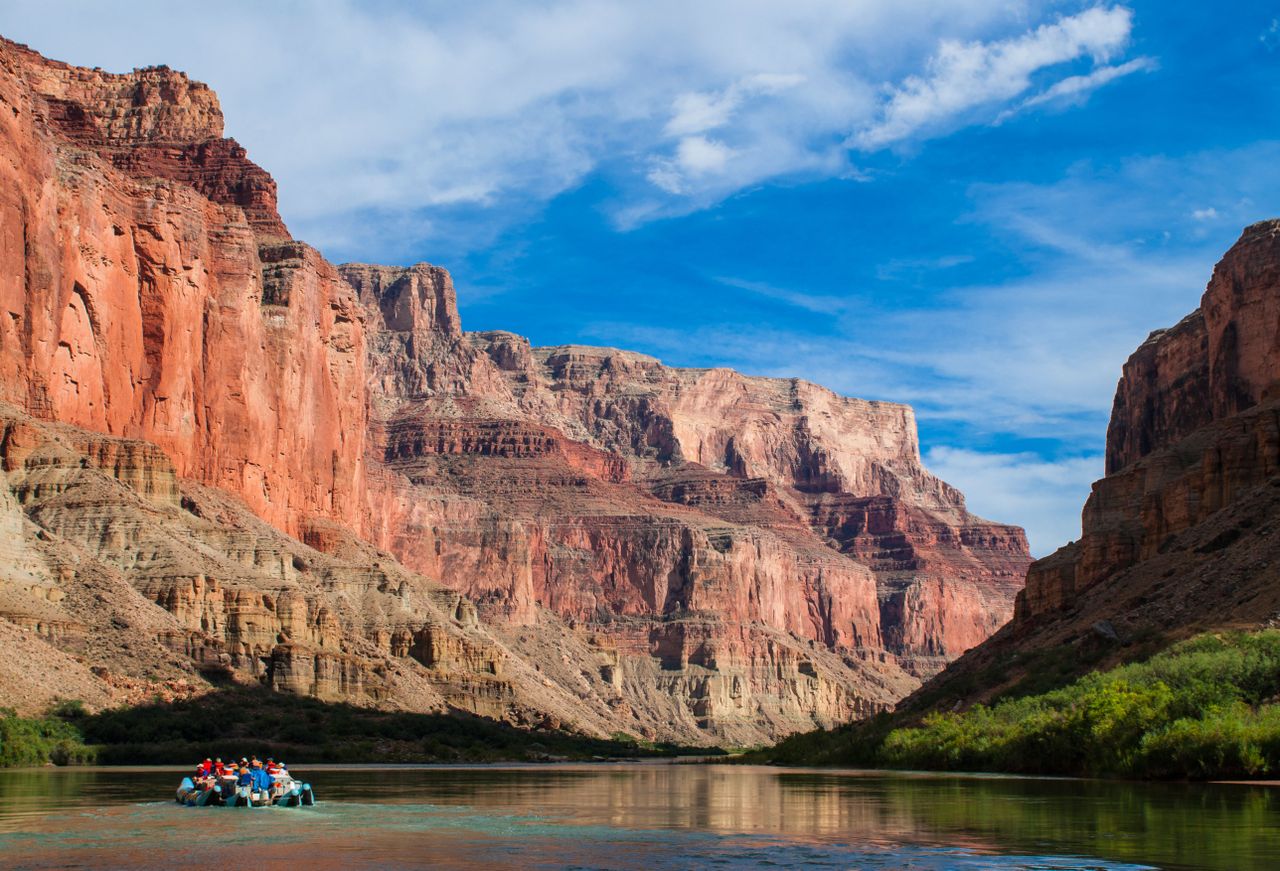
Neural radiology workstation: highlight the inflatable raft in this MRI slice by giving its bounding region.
[175,776,315,808]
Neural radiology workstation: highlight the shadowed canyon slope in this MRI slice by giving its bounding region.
[909,219,1280,712]
[0,38,1029,744]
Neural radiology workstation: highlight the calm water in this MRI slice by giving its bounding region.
[0,763,1276,869]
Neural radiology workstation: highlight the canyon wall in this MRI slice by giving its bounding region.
[1020,220,1280,625]
[907,220,1280,711]
[0,37,1028,743]
[0,39,367,538]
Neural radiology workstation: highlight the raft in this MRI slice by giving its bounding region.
[175,776,315,808]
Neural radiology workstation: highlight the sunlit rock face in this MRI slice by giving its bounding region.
[907,221,1280,713]
[0,36,1029,744]
[0,39,367,540]
[0,405,621,732]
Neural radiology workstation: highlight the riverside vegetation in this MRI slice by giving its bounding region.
[0,689,702,767]
[0,703,97,767]
[757,629,1280,779]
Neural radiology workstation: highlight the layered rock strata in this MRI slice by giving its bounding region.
[0,403,622,730]
[340,266,1027,742]
[0,36,1028,742]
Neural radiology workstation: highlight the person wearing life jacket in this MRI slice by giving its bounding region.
[198,758,213,777]
[189,764,208,793]
[250,759,273,797]
[213,758,225,777]
[263,758,284,798]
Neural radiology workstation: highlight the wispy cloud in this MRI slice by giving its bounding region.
[586,143,1280,453]
[713,276,851,315]
[994,56,1156,123]
[875,254,975,282]
[663,73,807,138]
[854,6,1138,149]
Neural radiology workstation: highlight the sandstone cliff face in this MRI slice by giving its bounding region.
[1106,221,1280,474]
[0,39,366,538]
[0,37,1027,744]
[0,403,630,731]
[910,221,1280,711]
[343,281,1028,676]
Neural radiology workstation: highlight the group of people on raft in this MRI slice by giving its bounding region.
[191,756,293,800]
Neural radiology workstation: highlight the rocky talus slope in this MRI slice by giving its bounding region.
[0,37,1028,744]
[907,220,1280,711]
[0,404,616,731]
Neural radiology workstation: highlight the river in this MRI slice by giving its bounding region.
[0,763,1275,869]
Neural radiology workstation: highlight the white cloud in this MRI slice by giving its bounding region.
[995,56,1156,123]
[923,447,1101,556]
[855,5,1136,148]
[714,276,850,315]
[876,254,975,281]
[664,73,806,137]
[4,1,1148,255]
[1263,19,1279,52]
[1192,207,1219,221]
[647,136,735,193]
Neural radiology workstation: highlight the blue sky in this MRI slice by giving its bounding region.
[7,2,1279,555]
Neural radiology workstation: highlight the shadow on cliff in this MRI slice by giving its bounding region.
[63,688,707,765]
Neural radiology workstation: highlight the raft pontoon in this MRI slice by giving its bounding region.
[175,776,315,808]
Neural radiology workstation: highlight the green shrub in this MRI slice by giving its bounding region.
[758,629,1280,780]
[0,707,96,767]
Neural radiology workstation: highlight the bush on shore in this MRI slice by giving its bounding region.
[0,707,97,767]
[758,629,1280,779]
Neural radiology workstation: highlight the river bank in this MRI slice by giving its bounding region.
[0,689,710,767]
[749,629,1280,780]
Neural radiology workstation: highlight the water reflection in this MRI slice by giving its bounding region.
[0,764,1275,869]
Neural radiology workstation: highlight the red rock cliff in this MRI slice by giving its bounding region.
[343,265,1029,699]
[1020,220,1280,623]
[0,38,367,537]
[0,37,1029,743]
